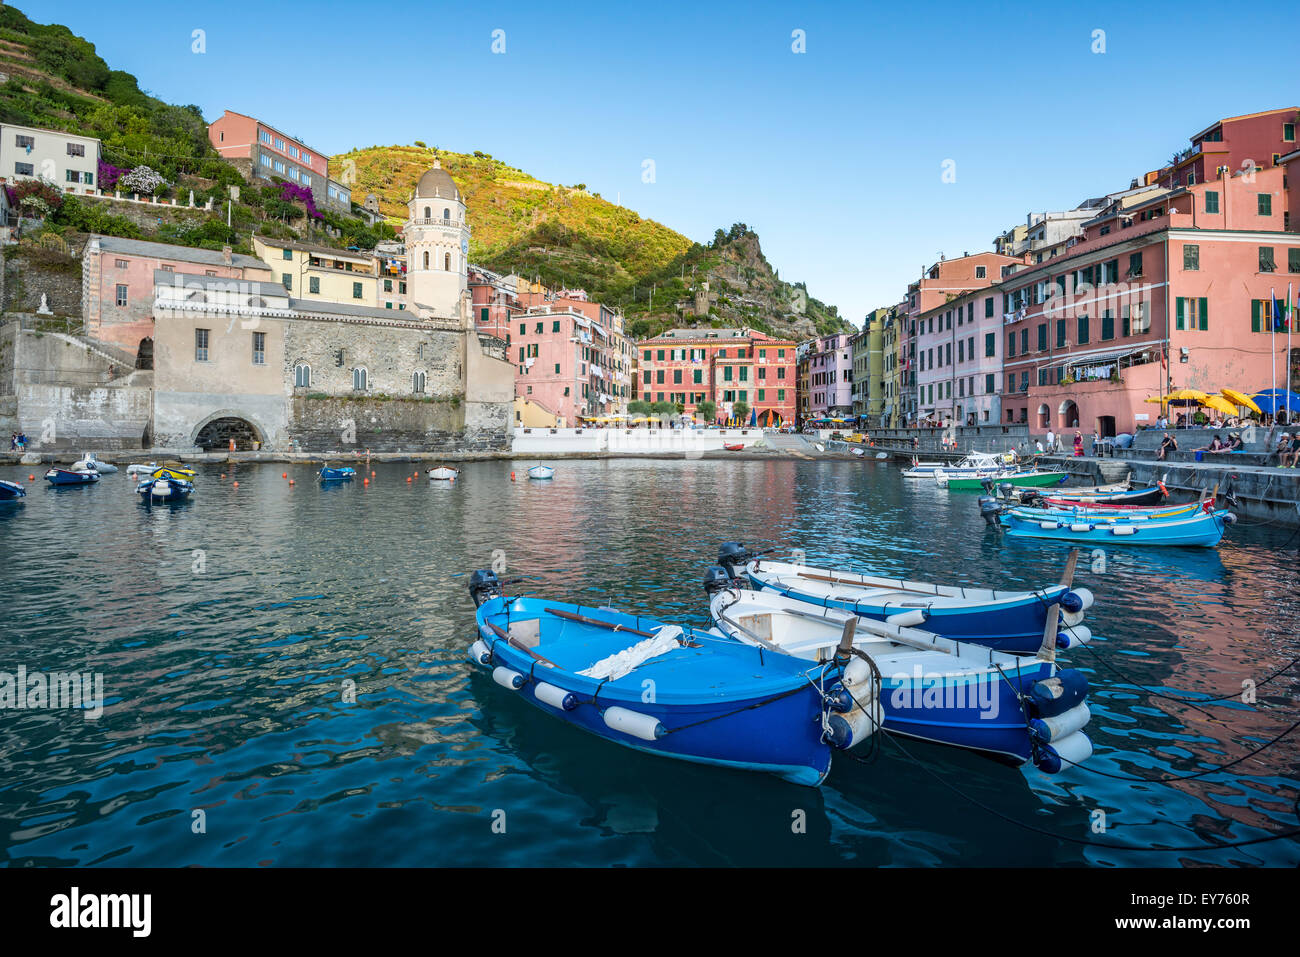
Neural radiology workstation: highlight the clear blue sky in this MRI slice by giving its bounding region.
[19,0,1299,322]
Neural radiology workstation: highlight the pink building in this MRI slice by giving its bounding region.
[639,328,796,426]
[512,305,611,425]
[914,287,1003,426]
[799,333,854,421]
[468,266,523,341]
[82,235,273,358]
[902,251,1024,425]
[1146,107,1299,191]
[998,165,1300,437]
[207,110,351,213]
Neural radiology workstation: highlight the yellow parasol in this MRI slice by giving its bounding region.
[1144,388,1209,407]
[1201,395,1238,417]
[1220,388,1262,415]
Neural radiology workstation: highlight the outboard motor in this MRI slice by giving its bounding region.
[468,569,503,607]
[978,496,1005,528]
[703,564,738,597]
[716,542,751,579]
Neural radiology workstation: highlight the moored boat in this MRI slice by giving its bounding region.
[704,573,1093,771]
[940,468,1068,491]
[126,463,160,476]
[44,467,100,486]
[999,507,1234,547]
[152,462,197,482]
[721,543,1092,654]
[902,450,1009,479]
[1005,501,1202,523]
[527,465,555,480]
[466,569,881,786]
[427,466,460,480]
[136,476,195,502]
[723,443,745,451]
[0,479,26,500]
[319,465,356,482]
[72,453,117,474]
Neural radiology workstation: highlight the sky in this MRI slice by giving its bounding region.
[19,0,1300,322]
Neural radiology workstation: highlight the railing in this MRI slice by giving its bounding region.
[408,219,469,231]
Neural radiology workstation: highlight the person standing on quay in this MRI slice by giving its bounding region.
[1072,431,1084,456]
[1045,427,1056,453]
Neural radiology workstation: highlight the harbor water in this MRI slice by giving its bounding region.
[1,458,1297,866]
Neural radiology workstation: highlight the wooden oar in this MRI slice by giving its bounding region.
[1035,548,1078,663]
[792,569,939,598]
[486,622,559,668]
[543,607,698,647]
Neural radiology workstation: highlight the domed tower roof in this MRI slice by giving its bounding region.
[413,158,460,203]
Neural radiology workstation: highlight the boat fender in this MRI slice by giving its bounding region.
[1029,669,1089,718]
[825,707,873,750]
[826,688,855,713]
[1069,523,1091,533]
[1110,525,1137,535]
[1033,730,1093,773]
[468,639,492,666]
[1221,512,1237,526]
[492,666,525,690]
[1057,624,1092,648]
[1039,521,1059,530]
[885,608,927,628]
[603,706,666,741]
[1061,588,1094,614]
[534,681,578,711]
[1029,702,1091,743]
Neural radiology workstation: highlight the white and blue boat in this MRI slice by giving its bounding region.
[705,573,1093,772]
[721,543,1092,655]
[901,450,1010,479]
[44,467,99,486]
[136,476,194,502]
[318,465,356,482]
[0,479,25,501]
[1000,507,1234,547]
[526,465,555,480]
[467,569,881,787]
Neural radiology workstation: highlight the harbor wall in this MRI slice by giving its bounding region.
[511,427,766,454]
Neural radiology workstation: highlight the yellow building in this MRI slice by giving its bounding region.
[254,237,397,311]
[514,396,565,428]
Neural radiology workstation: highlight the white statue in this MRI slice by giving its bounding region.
[37,293,52,315]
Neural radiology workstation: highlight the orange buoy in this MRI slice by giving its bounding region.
[29,474,35,481]
[406,476,412,483]
[220,473,226,479]
[363,477,369,485]
[232,481,239,488]
[282,472,288,479]
[289,479,295,486]
[510,471,516,481]
[370,470,376,477]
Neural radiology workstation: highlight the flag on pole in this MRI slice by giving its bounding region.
[1272,292,1289,331]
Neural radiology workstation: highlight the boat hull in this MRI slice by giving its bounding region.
[744,560,1079,653]
[944,470,1068,490]
[44,469,99,486]
[473,594,839,786]
[427,467,459,480]
[319,467,356,482]
[0,480,25,500]
[136,477,194,501]
[1002,510,1229,546]
[527,466,554,480]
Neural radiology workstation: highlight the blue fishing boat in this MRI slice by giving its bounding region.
[44,467,99,486]
[705,573,1093,772]
[721,543,1093,655]
[0,479,25,500]
[526,465,554,480]
[318,465,356,482]
[999,507,1234,547]
[467,569,882,786]
[136,476,195,502]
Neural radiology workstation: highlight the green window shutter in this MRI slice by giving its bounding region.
[1251,300,1260,333]
[1175,298,1185,330]
[1198,298,1208,331]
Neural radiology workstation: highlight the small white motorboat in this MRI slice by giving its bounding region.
[427,466,460,481]
[72,452,117,474]
[527,465,555,480]
[126,463,160,476]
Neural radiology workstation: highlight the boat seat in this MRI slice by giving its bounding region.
[507,618,541,649]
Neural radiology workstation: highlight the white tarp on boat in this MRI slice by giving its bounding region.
[578,626,682,681]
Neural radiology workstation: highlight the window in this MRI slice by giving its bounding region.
[975,265,986,279]
[252,332,266,365]
[423,251,430,269]
[15,134,34,149]
[413,371,426,393]
[294,364,311,387]
[1183,244,1199,270]
[352,282,363,299]
[1258,194,1273,216]
[1205,191,1220,214]
[259,130,272,145]
[985,373,995,394]
[1056,319,1066,348]
[353,367,368,391]
[444,253,451,271]
[443,208,450,219]
[1286,122,1296,142]
[113,283,128,307]
[1251,299,1275,333]
[1036,323,1047,351]
[14,162,33,176]
[280,273,291,291]
[195,329,210,362]
[1175,297,1208,331]
[1291,248,1300,274]
[985,332,995,357]
[306,276,320,295]
[282,248,293,260]
[1260,247,1276,272]
[1128,252,1143,277]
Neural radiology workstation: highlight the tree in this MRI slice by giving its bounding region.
[627,399,651,416]
[697,400,717,423]
[733,400,750,424]
[119,165,166,196]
